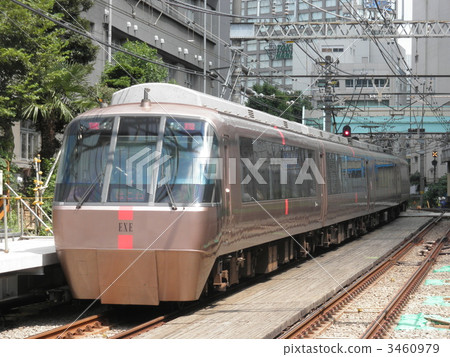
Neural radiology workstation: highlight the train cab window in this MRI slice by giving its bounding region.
[107,116,160,203]
[55,115,220,206]
[154,118,221,205]
[55,117,115,203]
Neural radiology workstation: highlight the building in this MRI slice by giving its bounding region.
[10,1,233,170]
[240,0,407,109]
[12,121,40,170]
[85,0,231,97]
[412,0,450,107]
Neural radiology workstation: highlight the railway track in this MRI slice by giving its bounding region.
[27,314,110,339]
[279,214,447,339]
[361,232,449,339]
[109,314,170,339]
[24,269,268,339]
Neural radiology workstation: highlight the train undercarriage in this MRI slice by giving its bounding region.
[209,204,406,294]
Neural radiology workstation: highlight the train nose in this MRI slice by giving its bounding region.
[57,248,159,305]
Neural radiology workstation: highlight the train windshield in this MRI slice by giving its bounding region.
[55,116,220,206]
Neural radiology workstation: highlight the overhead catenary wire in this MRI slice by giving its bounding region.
[9,0,210,78]
[336,0,449,132]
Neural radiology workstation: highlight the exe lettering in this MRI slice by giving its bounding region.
[119,222,133,233]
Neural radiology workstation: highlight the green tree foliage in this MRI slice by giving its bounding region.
[51,0,98,65]
[423,175,447,207]
[246,82,312,122]
[0,0,57,161]
[23,62,95,158]
[0,0,96,161]
[101,40,168,93]
[409,171,420,186]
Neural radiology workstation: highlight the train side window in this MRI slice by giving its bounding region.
[326,153,366,195]
[239,136,317,202]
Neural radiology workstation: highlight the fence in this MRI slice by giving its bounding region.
[1,191,53,253]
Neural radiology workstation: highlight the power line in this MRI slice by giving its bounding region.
[9,0,209,78]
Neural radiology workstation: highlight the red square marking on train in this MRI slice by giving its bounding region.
[118,235,133,249]
[184,123,195,130]
[89,122,99,130]
[118,207,133,220]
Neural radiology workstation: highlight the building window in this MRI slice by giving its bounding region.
[259,53,270,66]
[299,13,309,21]
[260,0,270,15]
[247,40,257,52]
[185,72,194,89]
[247,1,257,15]
[311,12,323,21]
[326,13,336,21]
[20,121,39,161]
[299,3,308,10]
[356,79,373,87]
[374,79,389,87]
[345,79,354,88]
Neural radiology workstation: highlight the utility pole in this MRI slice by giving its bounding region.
[419,83,426,208]
[107,0,112,63]
[317,56,336,133]
[230,0,242,103]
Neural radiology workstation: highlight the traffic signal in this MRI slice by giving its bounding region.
[432,150,438,158]
[343,125,351,137]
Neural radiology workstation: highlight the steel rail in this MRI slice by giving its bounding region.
[361,228,449,339]
[279,214,444,339]
[109,315,169,339]
[27,314,108,339]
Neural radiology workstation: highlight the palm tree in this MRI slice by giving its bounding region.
[22,62,96,159]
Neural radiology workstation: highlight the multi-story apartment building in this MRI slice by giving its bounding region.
[240,0,407,109]
[10,1,233,169]
[412,0,450,107]
[85,0,231,96]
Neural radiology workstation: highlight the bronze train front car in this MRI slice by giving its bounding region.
[53,84,409,305]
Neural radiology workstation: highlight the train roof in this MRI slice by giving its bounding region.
[111,83,385,154]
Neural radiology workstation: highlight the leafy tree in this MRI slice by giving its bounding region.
[246,82,312,122]
[22,62,96,158]
[51,0,98,65]
[101,40,168,93]
[0,0,58,161]
[0,0,96,161]
[423,175,447,207]
[409,171,420,186]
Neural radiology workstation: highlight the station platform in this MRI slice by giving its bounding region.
[0,237,57,275]
[138,215,437,339]
[400,209,450,218]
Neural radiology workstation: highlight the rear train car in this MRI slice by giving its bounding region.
[53,84,409,305]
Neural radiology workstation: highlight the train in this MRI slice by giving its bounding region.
[53,83,409,305]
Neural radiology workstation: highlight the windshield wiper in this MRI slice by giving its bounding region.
[76,173,104,209]
[164,183,177,210]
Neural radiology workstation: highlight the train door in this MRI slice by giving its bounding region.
[222,134,233,229]
[367,159,376,211]
[319,142,327,223]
